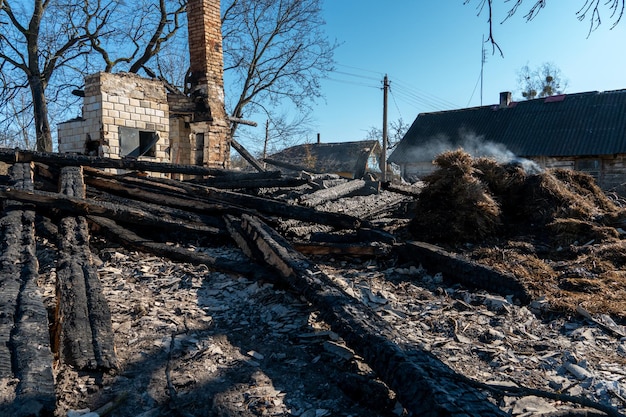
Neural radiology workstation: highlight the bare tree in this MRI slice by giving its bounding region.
[465,0,625,55]
[87,0,186,75]
[0,0,186,152]
[366,118,411,150]
[0,0,110,151]
[517,62,568,100]
[221,0,337,139]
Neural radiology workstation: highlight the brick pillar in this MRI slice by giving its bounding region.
[187,0,230,169]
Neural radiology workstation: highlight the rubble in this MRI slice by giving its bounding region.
[0,150,625,417]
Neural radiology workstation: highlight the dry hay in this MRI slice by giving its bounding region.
[409,150,501,243]
[409,151,626,319]
[466,240,626,320]
[470,243,556,287]
[547,242,626,319]
[410,150,625,244]
[546,218,620,246]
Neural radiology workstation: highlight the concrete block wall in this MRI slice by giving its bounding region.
[58,72,171,162]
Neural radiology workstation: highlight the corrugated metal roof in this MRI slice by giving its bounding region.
[389,89,626,164]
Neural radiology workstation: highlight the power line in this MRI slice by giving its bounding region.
[325,77,379,89]
[392,78,460,109]
[389,88,403,120]
[331,69,380,82]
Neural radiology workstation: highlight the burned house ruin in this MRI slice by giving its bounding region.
[58,0,231,170]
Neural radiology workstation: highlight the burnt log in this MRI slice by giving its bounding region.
[235,214,507,416]
[293,241,391,256]
[396,241,532,304]
[0,186,222,236]
[86,187,226,235]
[298,179,367,207]
[195,176,308,190]
[0,163,56,416]
[0,147,231,176]
[88,215,272,280]
[54,167,117,370]
[83,168,362,230]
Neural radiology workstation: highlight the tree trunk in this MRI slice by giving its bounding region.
[29,75,53,152]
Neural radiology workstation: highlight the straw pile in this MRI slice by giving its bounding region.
[409,149,623,246]
[408,149,626,318]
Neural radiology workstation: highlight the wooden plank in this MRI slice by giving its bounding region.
[397,241,533,304]
[298,179,367,207]
[54,167,117,370]
[0,147,233,176]
[293,241,391,256]
[0,163,56,415]
[83,168,362,230]
[88,215,273,280]
[236,214,507,416]
[0,186,222,236]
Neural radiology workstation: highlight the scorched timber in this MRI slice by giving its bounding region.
[54,166,117,370]
[0,163,56,416]
[88,215,273,280]
[0,148,232,176]
[83,168,362,230]
[398,241,532,304]
[298,179,368,207]
[234,214,507,417]
[0,187,221,236]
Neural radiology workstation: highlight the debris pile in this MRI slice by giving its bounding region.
[410,149,624,245]
[409,149,626,319]
[0,149,625,417]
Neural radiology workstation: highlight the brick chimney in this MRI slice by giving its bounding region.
[499,91,512,109]
[186,0,230,168]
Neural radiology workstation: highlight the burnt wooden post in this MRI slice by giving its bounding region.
[0,163,56,415]
[235,214,507,416]
[54,166,117,370]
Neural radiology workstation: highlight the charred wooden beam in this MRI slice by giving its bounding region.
[83,168,362,230]
[86,187,225,234]
[298,179,367,207]
[236,214,507,416]
[0,187,222,236]
[193,176,307,190]
[0,163,56,415]
[382,181,424,197]
[54,167,117,370]
[230,138,265,172]
[293,241,391,256]
[0,147,232,176]
[397,241,533,304]
[88,215,272,280]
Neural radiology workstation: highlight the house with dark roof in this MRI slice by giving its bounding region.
[265,140,382,179]
[388,90,626,194]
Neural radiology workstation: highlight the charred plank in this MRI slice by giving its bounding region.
[0,187,222,236]
[298,179,367,207]
[54,167,117,370]
[0,163,55,415]
[84,168,362,230]
[293,241,391,256]
[397,241,532,304]
[88,215,272,280]
[236,214,507,416]
[0,148,236,176]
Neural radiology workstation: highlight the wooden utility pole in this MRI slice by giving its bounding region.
[381,74,389,182]
[263,119,270,169]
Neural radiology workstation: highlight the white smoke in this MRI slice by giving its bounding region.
[408,129,542,174]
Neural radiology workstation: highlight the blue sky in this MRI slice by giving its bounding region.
[307,1,626,145]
